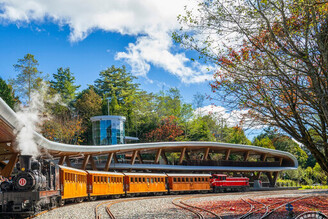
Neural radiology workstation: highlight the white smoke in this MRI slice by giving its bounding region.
[14,83,62,157]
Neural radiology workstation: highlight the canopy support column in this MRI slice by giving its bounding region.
[104,153,114,171]
[179,148,186,164]
[225,149,231,160]
[154,149,162,164]
[203,147,210,160]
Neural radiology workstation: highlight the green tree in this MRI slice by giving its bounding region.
[175,0,328,176]
[11,54,43,104]
[75,86,102,144]
[94,65,139,133]
[225,126,251,145]
[0,78,17,109]
[188,117,214,141]
[256,128,308,167]
[156,88,182,118]
[50,67,80,104]
[130,91,159,141]
[253,136,275,149]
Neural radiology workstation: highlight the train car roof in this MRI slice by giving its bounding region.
[86,170,124,176]
[58,165,87,174]
[166,173,212,177]
[123,172,167,177]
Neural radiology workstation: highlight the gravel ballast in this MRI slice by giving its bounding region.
[35,189,328,219]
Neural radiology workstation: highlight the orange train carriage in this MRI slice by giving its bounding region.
[86,170,124,200]
[59,165,88,204]
[124,173,167,196]
[166,173,211,194]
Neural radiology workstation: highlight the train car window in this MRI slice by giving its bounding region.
[151,178,154,183]
[142,178,145,183]
[146,178,149,183]
[138,178,140,182]
[108,177,111,183]
[190,178,193,182]
[178,178,181,182]
[182,178,185,182]
[173,178,177,182]
[186,178,189,182]
[131,177,134,183]
[154,178,157,183]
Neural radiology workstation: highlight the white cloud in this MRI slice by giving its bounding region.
[196,105,264,130]
[0,0,214,83]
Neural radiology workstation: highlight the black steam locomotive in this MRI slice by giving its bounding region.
[0,155,60,216]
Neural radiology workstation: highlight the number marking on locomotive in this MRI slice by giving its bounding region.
[19,178,27,186]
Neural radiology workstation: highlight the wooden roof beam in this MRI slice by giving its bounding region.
[225,149,231,161]
[131,150,138,165]
[89,156,97,170]
[154,149,162,164]
[104,153,114,171]
[81,155,90,170]
[203,147,210,160]
[179,148,186,164]
[137,151,143,164]
[0,153,18,177]
[244,151,250,161]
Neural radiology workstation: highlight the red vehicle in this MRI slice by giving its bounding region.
[210,174,249,192]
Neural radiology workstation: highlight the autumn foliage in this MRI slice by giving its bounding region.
[144,116,184,142]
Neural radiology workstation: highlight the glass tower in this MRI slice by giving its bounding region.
[91,115,126,145]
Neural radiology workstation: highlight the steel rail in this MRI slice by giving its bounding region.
[172,197,205,219]
[179,196,222,219]
[261,195,311,219]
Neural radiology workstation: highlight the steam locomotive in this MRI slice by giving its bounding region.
[0,155,60,216]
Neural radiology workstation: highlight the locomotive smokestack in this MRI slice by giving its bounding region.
[19,155,32,172]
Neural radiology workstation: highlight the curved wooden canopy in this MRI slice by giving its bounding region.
[0,98,298,181]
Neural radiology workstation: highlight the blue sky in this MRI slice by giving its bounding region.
[0,0,214,105]
[0,0,262,139]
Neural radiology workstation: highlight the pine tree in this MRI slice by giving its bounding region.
[11,54,43,104]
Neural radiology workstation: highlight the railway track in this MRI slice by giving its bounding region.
[172,196,222,219]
